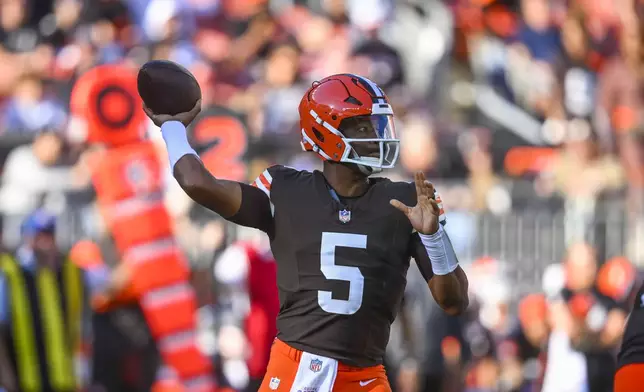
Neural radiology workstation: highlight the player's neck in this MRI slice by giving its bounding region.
[322,162,370,198]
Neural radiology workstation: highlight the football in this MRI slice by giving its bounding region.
[137,60,201,115]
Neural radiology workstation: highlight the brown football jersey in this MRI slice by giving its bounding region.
[231,165,440,367]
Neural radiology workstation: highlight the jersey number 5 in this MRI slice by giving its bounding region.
[318,232,366,315]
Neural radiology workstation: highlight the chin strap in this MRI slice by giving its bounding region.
[355,164,381,176]
[335,161,381,176]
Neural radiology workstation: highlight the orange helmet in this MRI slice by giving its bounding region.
[299,74,399,173]
[597,256,636,302]
[518,293,548,327]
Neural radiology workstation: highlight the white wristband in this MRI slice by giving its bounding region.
[160,121,199,170]
[419,225,459,275]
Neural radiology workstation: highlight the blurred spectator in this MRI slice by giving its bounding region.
[549,12,597,122]
[252,41,306,138]
[538,128,624,244]
[213,241,278,391]
[74,239,161,392]
[460,127,507,213]
[0,210,87,392]
[505,293,550,391]
[2,75,66,134]
[399,111,439,173]
[0,130,72,216]
[514,0,561,65]
[543,242,626,392]
[596,22,643,146]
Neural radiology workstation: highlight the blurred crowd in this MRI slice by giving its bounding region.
[0,0,642,391]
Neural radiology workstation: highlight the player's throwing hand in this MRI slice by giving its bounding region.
[143,99,202,127]
[390,172,441,235]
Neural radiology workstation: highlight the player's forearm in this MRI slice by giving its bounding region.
[173,155,242,217]
[161,121,242,218]
[421,226,469,315]
[429,267,469,315]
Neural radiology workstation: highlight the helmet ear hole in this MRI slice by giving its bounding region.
[312,127,325,142]
[343,96,362,106]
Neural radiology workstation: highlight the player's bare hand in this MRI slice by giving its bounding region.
[390,172,440,235]
[143,99,202,127]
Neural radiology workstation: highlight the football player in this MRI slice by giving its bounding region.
[144,74,469,391]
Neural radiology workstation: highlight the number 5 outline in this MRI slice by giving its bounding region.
[318,232,366,315]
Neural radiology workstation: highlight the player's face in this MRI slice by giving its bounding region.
[29,231,58,266]
[341,116,380,157]
[339,115,399,171]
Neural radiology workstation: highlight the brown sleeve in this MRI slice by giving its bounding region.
[227,183,274,235]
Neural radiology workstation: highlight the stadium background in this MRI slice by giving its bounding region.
[0,0,642,390]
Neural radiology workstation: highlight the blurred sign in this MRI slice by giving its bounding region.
[70,64,146,146]
[504,147,557,176]
[189,106,249,182]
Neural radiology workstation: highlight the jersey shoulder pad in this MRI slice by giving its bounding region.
[384,179,417,206]
[250,165,305,198]
[388,179,447,226]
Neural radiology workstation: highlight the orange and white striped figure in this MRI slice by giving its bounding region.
[69,64,216,392]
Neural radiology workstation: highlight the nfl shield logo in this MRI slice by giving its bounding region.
[339,209,351,224]
[309,358,323,373]
[269,377,280,390]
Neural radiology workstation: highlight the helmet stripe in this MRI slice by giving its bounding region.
[338,73,386,104]
[356,75,386,104]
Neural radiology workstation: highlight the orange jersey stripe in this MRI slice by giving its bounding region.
[259,174,271,190]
